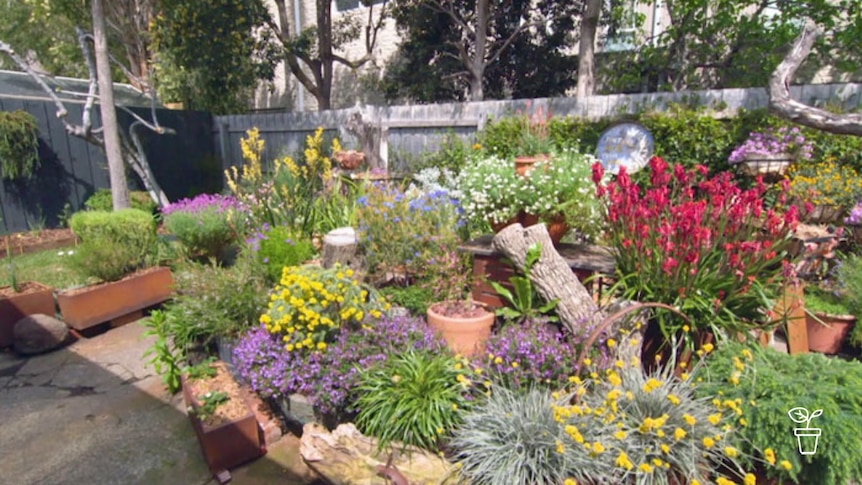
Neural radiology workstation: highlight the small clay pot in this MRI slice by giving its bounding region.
[427,301,495,357]
[806,312,855,354]
[514,154,550,177]
[334,150,365,170]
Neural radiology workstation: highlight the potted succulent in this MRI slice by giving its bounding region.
[426,300,495,357]
[728,126,813,178]
[0,243,56,348]
[182,359,264,478]
[786,158,862,224]
[58,209,173,331]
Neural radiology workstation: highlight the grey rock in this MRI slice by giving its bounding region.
[12,314,70,355]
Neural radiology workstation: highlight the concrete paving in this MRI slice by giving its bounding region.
[0,321,318,485]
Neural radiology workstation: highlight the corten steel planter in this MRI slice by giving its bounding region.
[182,371,265,479]
[0,282,56,348]
[57,266,173,331]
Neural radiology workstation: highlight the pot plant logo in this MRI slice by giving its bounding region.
[787,407,823,455]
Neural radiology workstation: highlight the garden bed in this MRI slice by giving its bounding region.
[0,228,77,258]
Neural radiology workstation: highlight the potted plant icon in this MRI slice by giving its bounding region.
[788,407,823,455]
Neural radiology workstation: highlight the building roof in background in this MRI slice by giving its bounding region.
[0,70,156,108]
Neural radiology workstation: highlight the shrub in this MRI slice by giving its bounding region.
[355,350,470,451]
[0,110,40,180]
[162,193,245,261]
[259,264,389,353]
[452,387,597,485]
[245,223,315,284]
[378,281,435,316]
[356,184,463,281]
[478,318,578,391]
[234,314,446,417]
[693,342,862,485]
[67,209,157,281]
[838,255,862,347]
[84,188,158,214]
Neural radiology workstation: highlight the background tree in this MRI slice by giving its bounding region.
[265,0,390,111]
[152,0,281,114]
[384,0,579,103]
[602,0,861,92]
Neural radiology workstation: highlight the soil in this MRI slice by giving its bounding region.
[429,300,490,319]
[0,228,77,258]
[0,281,51,298]
[187,362,251,429]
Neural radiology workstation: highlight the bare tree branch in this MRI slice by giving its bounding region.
[768,19,862,136]
[0,41,70,123]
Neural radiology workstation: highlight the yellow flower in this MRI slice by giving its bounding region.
[667,394,681,405]
[683,414,697,426]
[614,430,626,440]
[764,448,776,465]
[744,473,756,485]
[708,413,722,425]
[739,418,748,427]
[680,372,690,381]
[608,371,622,386]
[555,440,565,454]
[451,404,458,411]
[660,443,670,454]
[494,357,503,365]
[643,378,662,393]
[702,437,715,449]
[682,324,690,332]
[285,344,294,352]
[615,451,634,470]
[780,460,792,471]
[725,446,738,458]
[614,360,625,369]
[317,342,327,351]
[607,338,617,348]
[638,463,654,473]
[512,362,519,368]
[591,442,605,454]
[702,343,714,353]
[583,358,592,366]
[652,458,664,467]
[716,478,737,485]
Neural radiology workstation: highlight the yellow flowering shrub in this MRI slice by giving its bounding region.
[260,264,389,352]
[786,158,862,209]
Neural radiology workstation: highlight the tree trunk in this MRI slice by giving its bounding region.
[92,0,129,210]
[576,0,602,98]
[317,0,333,111]
[468,0,489,101]
[322,227,363,272]
[299,423,460,485]
[767,18,862,136]
[492,223,601,336]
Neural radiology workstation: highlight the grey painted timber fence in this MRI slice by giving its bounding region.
[214,83,862,174]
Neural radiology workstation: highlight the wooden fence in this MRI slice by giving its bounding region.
[215,83,862,173]
[0,97,218,234]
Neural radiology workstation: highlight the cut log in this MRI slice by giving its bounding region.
[299,423,460,485]
[492,223,603,336]
[322,227,363,272]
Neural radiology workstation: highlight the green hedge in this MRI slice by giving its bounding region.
[69,208,157,247]
[84,188,158,214]
[478,107,862,174]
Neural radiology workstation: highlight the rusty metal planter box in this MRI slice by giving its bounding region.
[57,267,173,331]
[0,282,56,348]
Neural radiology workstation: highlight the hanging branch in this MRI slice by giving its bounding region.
[0,30,172,207]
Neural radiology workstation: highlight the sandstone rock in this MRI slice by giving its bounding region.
[13,314,70,355]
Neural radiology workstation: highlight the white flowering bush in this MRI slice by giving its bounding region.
[527,149,602,239]
[407,167,462,200]
[457,154,527,225]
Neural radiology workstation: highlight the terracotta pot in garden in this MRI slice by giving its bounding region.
[427,300,495,357]
[514,154,549,177]
[333,150,365,170]
[544,214,569,244]
[489,211,539,234]
[805,311,854,354]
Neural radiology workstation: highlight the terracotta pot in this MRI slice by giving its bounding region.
[57,266,173,331]
[514,154,549,177]
[544,214,569,244]
[427,300,495,356]
[805,311,854,354]
[182,364,264,476]
[333,150,365,170]
[489,211,539,233]
[0,282,56,348]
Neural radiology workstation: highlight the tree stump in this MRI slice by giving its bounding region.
[322,227,364,272]
[299,423,460,485]
[492,223,603,336]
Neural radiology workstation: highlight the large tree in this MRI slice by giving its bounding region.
[384,0,580,103]
[602,0,862,92]
[265,0,390,111]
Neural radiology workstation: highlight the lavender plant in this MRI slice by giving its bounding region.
[162,193,246,261]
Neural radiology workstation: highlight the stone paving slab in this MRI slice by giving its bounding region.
[0,320,319,485]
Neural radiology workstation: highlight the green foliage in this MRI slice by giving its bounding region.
[184,357,219,380]
[694,342,862,485]
[491,243,558,324]
[153,0,280,114]
[838,255,862,348]
[67,209,157,281]
[84,189,157,214]
[4,240,18,292]
[804,287,850,316]
[163,208,240,262]
[163,252,269,352]
[191,391,230,420]
[641,105,736,171]
[410,131,473,175]
[378,282,435,316]
[143,310,184,394]
[253,225,315,284]
[451,387,576,485]
[0,110,41,180]
[355,350,470,451]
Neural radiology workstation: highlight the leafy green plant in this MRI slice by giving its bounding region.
[84,188,157,214]
[247,224,315,284]
[67,243,150,282]
[490,243,557,324]
[184,357,218,380]
[693,342,862,485]
[451,387,588,485]
[192,391,230,421]
[804,287,850,316]
[4,239,18,292]
[143,310,184,394]
[0,110,40,180]
[67,209,157,281]
[162,193,245,262]
[411,131,473,175]
[838,255,862,347]
[355,350,470,451]
[379,281,435,316]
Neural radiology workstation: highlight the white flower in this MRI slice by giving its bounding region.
[57,251,65,256]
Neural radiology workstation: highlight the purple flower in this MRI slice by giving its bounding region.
[162,193,244,216]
